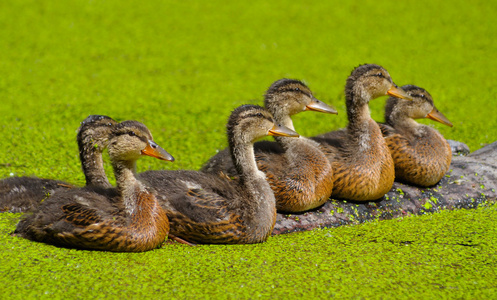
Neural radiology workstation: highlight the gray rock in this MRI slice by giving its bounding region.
[448,139,470,156]
[273,141,497,235]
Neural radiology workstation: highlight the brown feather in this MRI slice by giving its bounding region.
[312,64,406,201]
[14,121,171,252]
[140,105,292,244]
[201,79,336,212]
[381,85,452,186]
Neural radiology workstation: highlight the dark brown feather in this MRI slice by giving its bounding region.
[14,121,170,252]
[140,105,288,244]
[201,79,335,212]
[381,85,452,186]
[311,64,407,201]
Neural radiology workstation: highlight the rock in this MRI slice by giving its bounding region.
[447,139,470,156]
[273,141,497,235]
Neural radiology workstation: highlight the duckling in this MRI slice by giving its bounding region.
[140,105,299,244]
[379,85,453,186]
[14,121,174,252]
[0,115,117,213]
[201,79,337,212]
[313,64,412,201]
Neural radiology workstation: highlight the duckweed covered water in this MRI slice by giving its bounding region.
[1,205,496,298]
[1,0,496,298]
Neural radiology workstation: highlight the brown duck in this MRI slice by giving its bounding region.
[14,121,173,252]
[0,115,117,212]
[140,105,299,244]
[201,79,337,212]
[379,85,453,186]
[313,64,412,201]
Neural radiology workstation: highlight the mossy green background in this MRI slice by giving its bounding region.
[1,0,496,298]
[2,207,497,299]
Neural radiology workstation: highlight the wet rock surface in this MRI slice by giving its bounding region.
[447,139,471,156]
[273,140,497,235]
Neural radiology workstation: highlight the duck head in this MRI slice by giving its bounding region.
[385,85,453,127]
[346,64,413,106]
[108,121,175,163]
[264,79,337,118]
[227,105,299,146]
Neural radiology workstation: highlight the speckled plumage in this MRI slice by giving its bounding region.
[0,177,72,213]
[313,64,412,201]
[14,121,173,252]
[140,105,299,244]
[201,79,337,212]
[379,85,453,186]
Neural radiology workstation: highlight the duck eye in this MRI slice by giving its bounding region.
[294,87,300,92]
[128,131,136,136]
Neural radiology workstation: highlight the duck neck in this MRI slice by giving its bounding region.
[272,112,297,151]
[346,89,374,136]
[344,84,381,152]
[112,159,140,216]
[230,141,264,185]
[272,109,295,131]
[97,160,167,252]
[347,102,372,132]
[79,134,111,188]
[346,84,373,127]
[274,135,301,152]
[387,112,423,138]
[229,136,276,236]
[109,158,169,252]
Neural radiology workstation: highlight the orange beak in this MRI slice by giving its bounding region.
[305,97,338,115]
[268,124,300,137]
[141,140,175,161]
[426,107,453,127]
[387,85,413,101]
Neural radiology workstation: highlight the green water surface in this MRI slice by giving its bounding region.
[1,0,496,298]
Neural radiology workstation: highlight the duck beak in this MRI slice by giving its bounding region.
[141,140,175,161]
[268,124,300,137]
[305,97,338,115]
[426,107,453,127]
[387,85,413,101]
